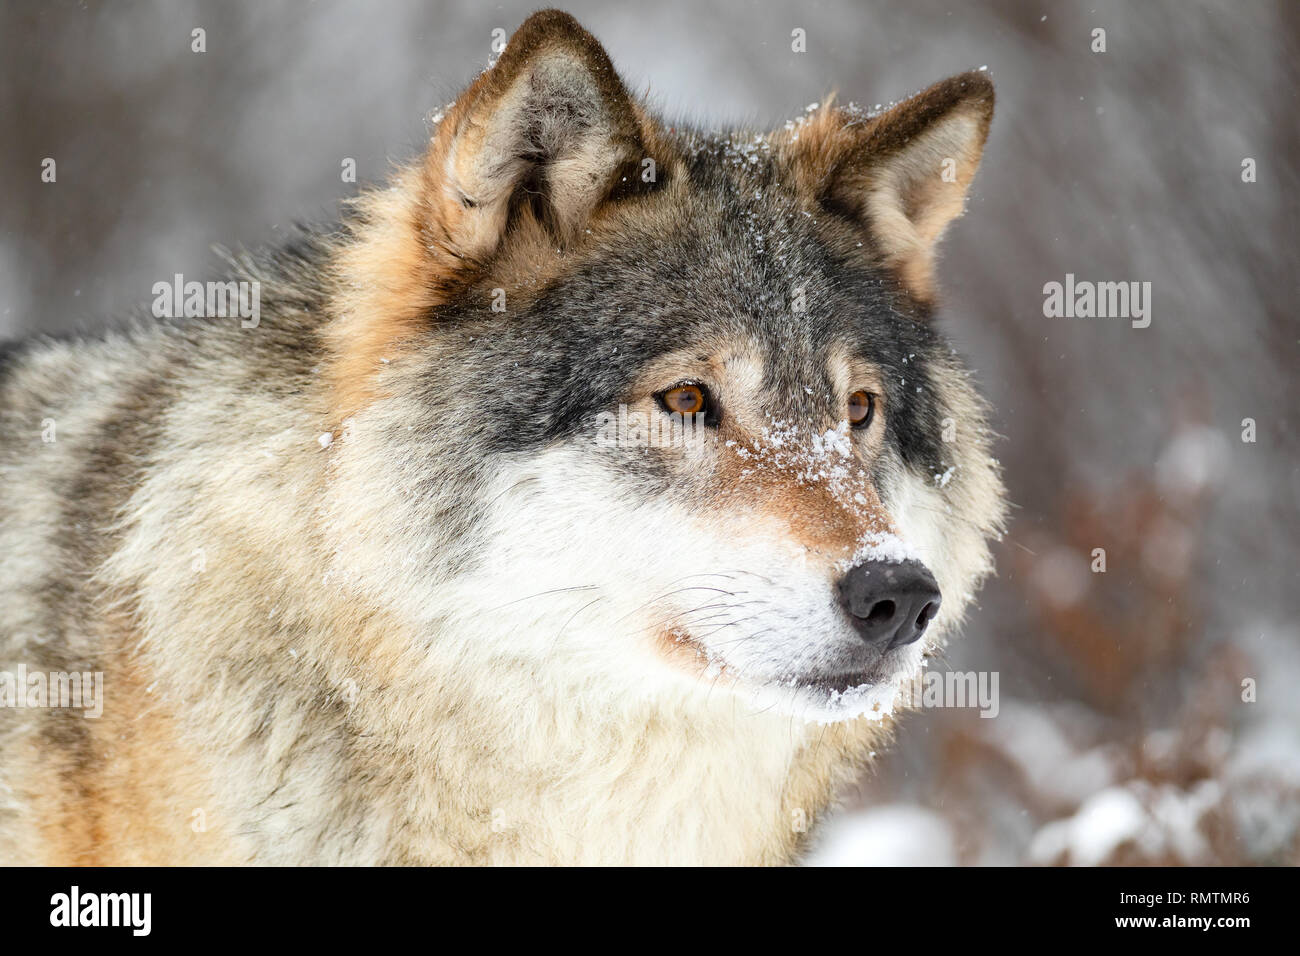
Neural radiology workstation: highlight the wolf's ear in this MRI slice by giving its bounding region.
[421,9,647,261]
[786,72,994,302]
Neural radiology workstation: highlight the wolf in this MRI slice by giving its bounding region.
[0,10,1005,865]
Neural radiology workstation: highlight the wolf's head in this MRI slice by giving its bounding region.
[323,10,1006,722]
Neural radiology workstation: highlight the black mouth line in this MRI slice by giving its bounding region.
[788,670,883,696]
[774,649,924,696]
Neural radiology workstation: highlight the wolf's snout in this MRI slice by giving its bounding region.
[838,559,942,649]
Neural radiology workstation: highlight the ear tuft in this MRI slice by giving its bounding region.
[422,10,648,262]
[326,12,659,420]
[785,71,994,303]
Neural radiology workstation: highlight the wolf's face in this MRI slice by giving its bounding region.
[325,11,1006,722]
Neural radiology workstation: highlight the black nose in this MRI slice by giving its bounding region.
[838,559,941,649]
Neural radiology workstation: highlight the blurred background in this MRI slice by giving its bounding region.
[2,0,1296,864]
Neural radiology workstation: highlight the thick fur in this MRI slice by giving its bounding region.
[0,10,1005,865]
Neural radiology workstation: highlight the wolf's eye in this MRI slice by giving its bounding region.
[657,383,707,417]
[848,390,875,429]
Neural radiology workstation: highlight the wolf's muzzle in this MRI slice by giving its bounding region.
[838,559,942,649]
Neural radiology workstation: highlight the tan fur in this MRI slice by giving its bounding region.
[717,438,897,560]
[38,637,239,866]
[325,169,443,419]
[776,74,994,302]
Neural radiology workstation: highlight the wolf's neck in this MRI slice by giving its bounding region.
[345,660,885,865]
[116,553,882,864]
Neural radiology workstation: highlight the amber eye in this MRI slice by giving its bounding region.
[848,390,875,429]
[657,383,707,416]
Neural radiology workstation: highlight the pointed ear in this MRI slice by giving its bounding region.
[421,9,648,262]
[785,72,994,302]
